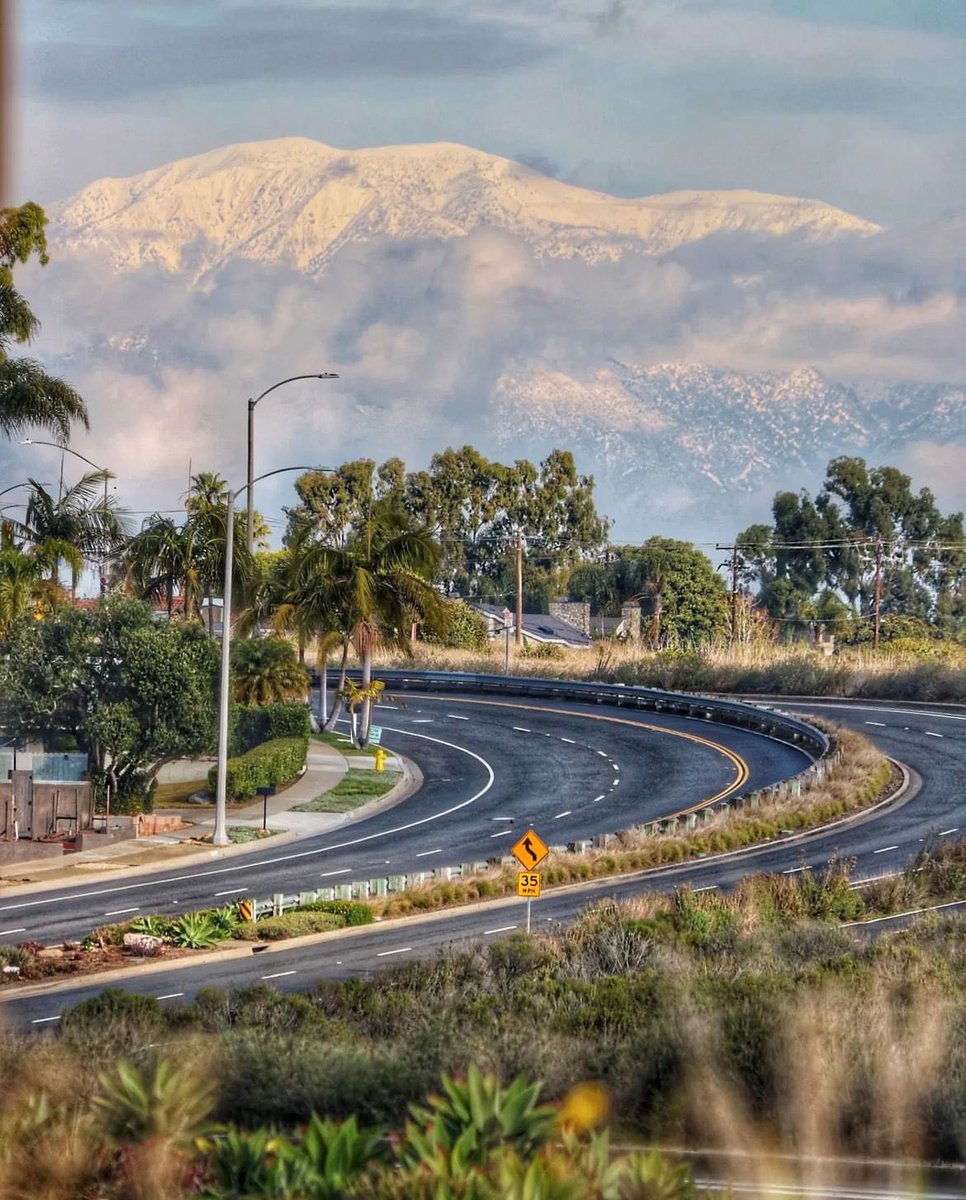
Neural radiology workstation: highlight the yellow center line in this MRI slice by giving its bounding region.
[404,694,750,816]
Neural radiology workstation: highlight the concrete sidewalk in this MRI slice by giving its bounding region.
[0,738,417,890]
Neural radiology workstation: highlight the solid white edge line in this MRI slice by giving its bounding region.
[844,898,966,927]
[377,946,412,957]
[261,970,297,980]
[0,724,496,916]
[484,925,518,934]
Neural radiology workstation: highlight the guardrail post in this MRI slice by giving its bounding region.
[388,874,407,892]
[352,880,371,899]
[335,884,352,901]
[370,878,388,896]
[319,887,335,902]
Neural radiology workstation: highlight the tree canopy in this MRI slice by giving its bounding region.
[736,457,966,637]
[0,598,220,809]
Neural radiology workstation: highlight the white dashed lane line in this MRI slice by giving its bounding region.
[873,845,899,854]
[447,714,469,721]
[783,867,807,874]
[31,1016,60,1024]
[560,737,576,744]
[0,928,26,936]
[319,869,350,878]
[512,727,531,733]
[865,721,886,727]
[597,750,608,757]
[484,925,517,935]
[157,992,185,1001]
[261,970,297,980]
[926,731,944,738]
[411,719,434,723]
[489,831,508,838]
[592,794,605,803]
[940,828,959,836]
[377,947,411,957]
[415,849,443,857]
[215,887,247,896]
[554,810,572,819]
[105,907,139,916]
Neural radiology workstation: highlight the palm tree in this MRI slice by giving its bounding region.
[292,500,444,746]
[232,637,309,705]
[15,471,127,592]
[1,202,90,443]
[185,470,229,514]
[123,516,189,618]
[0,545,44,632]
[122,503,253,633]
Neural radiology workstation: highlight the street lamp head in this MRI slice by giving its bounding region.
[317,373,339,379]
[18,438,33,445]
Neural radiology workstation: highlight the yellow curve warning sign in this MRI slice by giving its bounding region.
[511,828,549,870]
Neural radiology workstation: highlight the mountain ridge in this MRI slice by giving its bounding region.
[51,135,882,275]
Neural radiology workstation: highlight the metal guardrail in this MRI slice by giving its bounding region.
[347,668,829,760]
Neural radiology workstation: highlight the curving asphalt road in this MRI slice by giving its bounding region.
[1,693,964,1027]
[0,695,808,947]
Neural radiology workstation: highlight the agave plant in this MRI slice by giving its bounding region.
[402,1065,557,1174]
[130,914,177,940]
[169,911,222,949]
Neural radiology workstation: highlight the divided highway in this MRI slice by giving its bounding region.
[2,688,964,1026]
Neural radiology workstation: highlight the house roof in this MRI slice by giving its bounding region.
[472,602,592,649]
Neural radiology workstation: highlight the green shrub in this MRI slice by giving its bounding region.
[233,703,311,754]
[235,912,347,941]
[420,599,490,651]
[208,735,308,800]
[299,900,375,926]
[521,641,565,660]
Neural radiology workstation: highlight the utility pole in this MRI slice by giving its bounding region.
[872,534,883,651]
[515,527,523,647]
[716,542,740,645]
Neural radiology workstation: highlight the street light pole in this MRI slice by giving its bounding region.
[213,464,335,846]
[246,372,338,555]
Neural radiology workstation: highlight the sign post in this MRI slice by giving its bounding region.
[511,828,549,933]
[502,608,512,674]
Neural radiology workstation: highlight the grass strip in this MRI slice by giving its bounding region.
[294,768,403,812]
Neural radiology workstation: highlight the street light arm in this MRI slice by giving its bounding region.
[246,372,339,555]
[235,464,337,503]
[249,372,339,410]
[19,438,109,476]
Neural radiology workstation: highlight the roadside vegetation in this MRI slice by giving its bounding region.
[2,851,966,1197]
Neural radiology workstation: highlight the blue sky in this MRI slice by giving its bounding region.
[16,0,966,223]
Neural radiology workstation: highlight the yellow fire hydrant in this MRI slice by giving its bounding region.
[374,747,387,773]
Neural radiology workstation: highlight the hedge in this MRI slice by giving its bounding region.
[207,736,308,801]
[233,703,311,755]
[299,900,375,926]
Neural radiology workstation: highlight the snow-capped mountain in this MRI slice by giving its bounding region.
[32,137,966,538]
[52,136,880,275]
